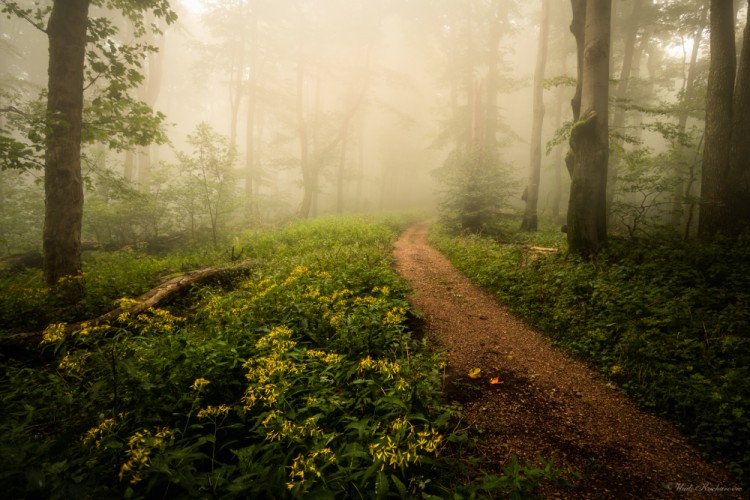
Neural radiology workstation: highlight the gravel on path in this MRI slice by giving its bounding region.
[392,220,742,499]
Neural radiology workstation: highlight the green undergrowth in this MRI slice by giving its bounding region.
[0,214,562,499]
[430,222,750,484]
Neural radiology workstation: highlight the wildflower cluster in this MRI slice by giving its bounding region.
[58,351,90,374]
[118,427,175,484]
[241,327,307,409]
[197,404,231,419]
[368,417,445,470]
[286,447,337,491]
[83,417,117,449]
[191,377,211,391]
[41,323,67,345]
[261,410,325,442]
[127,308,184,335]
[359,355,402,379]
[233,266,412,355]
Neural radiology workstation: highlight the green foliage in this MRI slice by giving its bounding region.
[175,123,240,248]
[0,170,43,254]
[0,0,175,172]
[0,216,557,499]
[0,242,223,330]
[431,221,750,484]
[435,146,517,235]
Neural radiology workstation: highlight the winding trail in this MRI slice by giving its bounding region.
[392,221,741,499]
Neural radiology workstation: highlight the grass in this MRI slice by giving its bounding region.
[430,219,750,485]
[0,214,561,499]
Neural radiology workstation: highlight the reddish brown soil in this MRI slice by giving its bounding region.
[392,220,743,499]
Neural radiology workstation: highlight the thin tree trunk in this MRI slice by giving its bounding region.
[607,0,644,218]
[699,0,736,238]
[567,0,611,258]
[297,50,313,218]
[137,18,164,188]
[228,0,246,151]
[43,0,90,289]
[244,7,259,217]
[336,123,349,213]
[672,4,707,227]
[521,0,551,232]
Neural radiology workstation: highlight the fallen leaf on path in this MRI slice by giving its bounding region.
[468,367,481,379]
[489,377,502,385]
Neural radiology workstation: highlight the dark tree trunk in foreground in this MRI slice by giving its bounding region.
[521,0,550,232]
[699,0,736,238]
[728,1,750,234]
[43,0,90,288]
[567,0,611,258]
[565,0,586,177]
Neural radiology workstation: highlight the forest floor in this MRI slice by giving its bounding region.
[392,220,743,499]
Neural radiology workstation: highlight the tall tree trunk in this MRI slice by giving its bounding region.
[728,0,750,233]
[521,0,551,232]
[484,0,505,154]
[565,0,586,177]
[43,0,90,288]
[296,54,313,218]
[336,123,349,214]
[672,4,707,228]
[136,16,165,188]
[228,0,246,151]
[567,0,611,258]
[699,0,736,238]
[245,7,259,218]
[607,0,644,217]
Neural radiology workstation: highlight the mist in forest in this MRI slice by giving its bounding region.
[1,0,748,254]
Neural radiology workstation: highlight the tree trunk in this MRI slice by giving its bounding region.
[521,0,551,232]
[728,0,750,233]
[607,0,644,217]
[672,4,707,228]
[296,50,313,218]
[336,122,349,214]
[43,0,90,289]
[699,0,736,238]
[567,0,611,258]
[136,17,164,188]
[565,0,586,177]
[245,8,259,217]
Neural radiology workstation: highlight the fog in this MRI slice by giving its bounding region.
[3,0,741,252]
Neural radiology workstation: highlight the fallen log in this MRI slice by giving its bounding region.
[0,263,252,354]
[521,245,559,254]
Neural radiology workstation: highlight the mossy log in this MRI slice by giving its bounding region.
[0,264,251,355]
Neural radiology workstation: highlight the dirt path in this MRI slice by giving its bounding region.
[392,221,742,499]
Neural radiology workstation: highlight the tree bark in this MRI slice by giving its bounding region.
[728,0,750,233]
[43,0,90,288]
[699,0,736,238]
[565,0,586,177]
[521,0,551,232]
[567,0,611,258]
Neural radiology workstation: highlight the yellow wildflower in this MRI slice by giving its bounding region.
[197,404,231,419]
[191,378,211,391]
[41,323,67,345]
[83,417,116,448]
